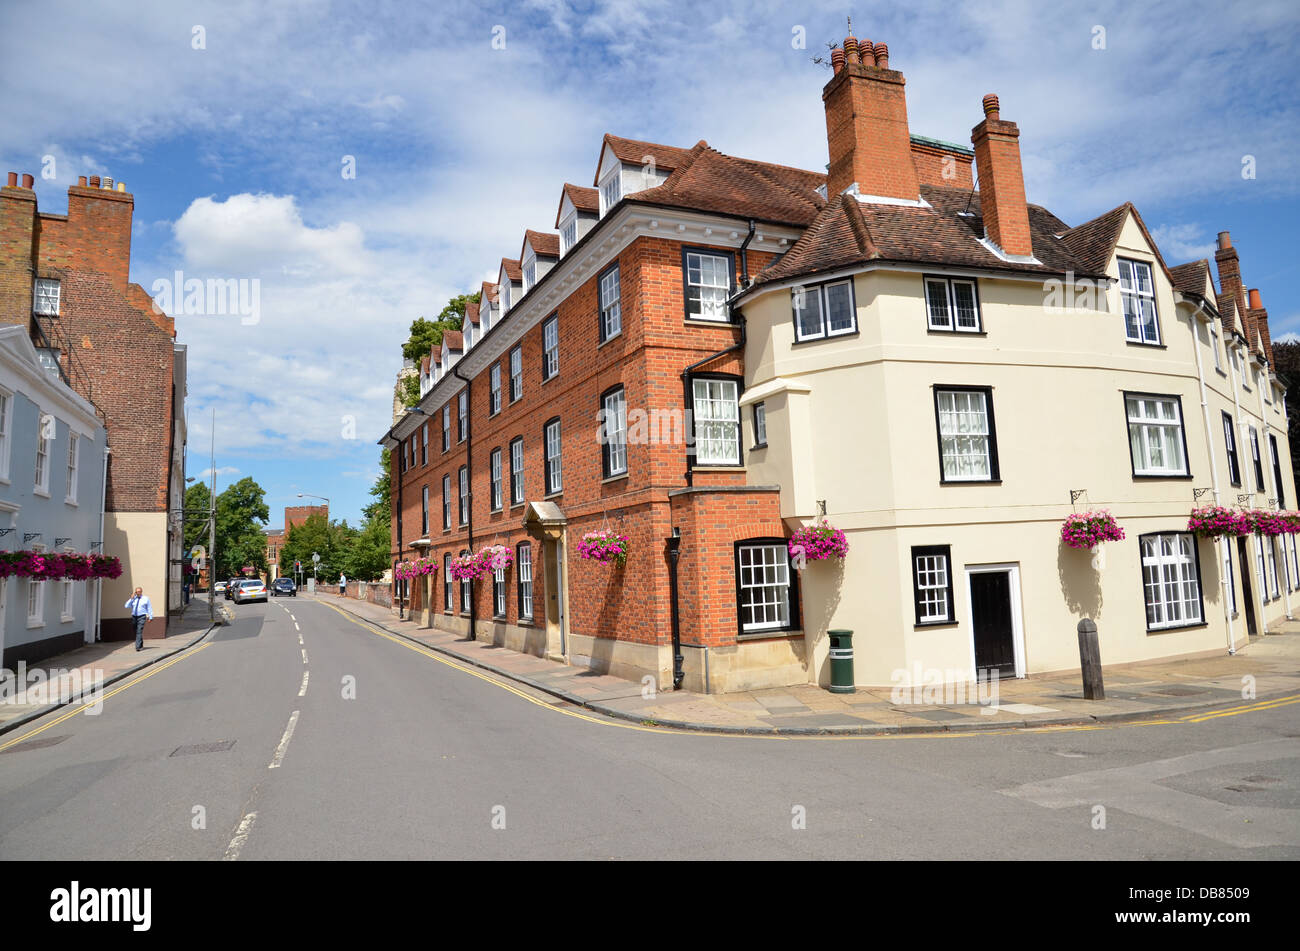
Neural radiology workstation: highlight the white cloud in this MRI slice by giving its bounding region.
[194,466,240,480]
[1148,224,1218,265]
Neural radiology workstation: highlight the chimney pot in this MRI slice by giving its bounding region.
[5,172,16,187]
[102,177,113,189]
[20,173,34,189]
[78,176,87,186]
[116,182,126,192]
[831,48,845,73]
[982,93,1000,120]
[1249,288,1263,310]
[1217,231,1232,250]
[89,175,101,187]
[873,42,889,68]
[844,35,859,64]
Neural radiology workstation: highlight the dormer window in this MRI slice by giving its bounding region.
[501,282,511,312]
[600,170,621,216]
[560,214,577,254]
[524,260,536,291]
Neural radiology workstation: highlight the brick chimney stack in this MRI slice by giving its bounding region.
[971,94,1033,258]
[822,34,920,201]
[1214,231,1254,348]
[1247,287,1274,364]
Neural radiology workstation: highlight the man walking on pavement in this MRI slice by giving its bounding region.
[126,587,152,651]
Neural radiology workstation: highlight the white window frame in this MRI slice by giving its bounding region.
[1141,533,1202,630]
[1210,322,1223,371]
[517,543,533,619]
[458,466,469,525]
[914,548,953,624]
[441,405,450,452]
[33,278,60,316]
[1118,258,1160,345]
[1254,533,1267,604]
[34,411,51,496]
[599,265,622,342]
[684,250,732,321]
[457,391,467,443]
[442,474,451,530]
[544,419,562,494]
[490,448,502,511]
[737,543,792,633]
[936,389,997,482]
[560,215,577,255]
[793,280,857,341]
[691,378,741,466]
[490,365,501,415]
[444,553,453,610]
[510,346,523,401]
[460,550,471,612]
[0,386,11,481]
[1126,395,1187,477]
[1268,536,1280,600]
[925,277,980,333]
[599,169,621,215]
[421,423,429,465]
[543,315,559,380]
[510,438,524,504]
[493,565,507,618]
[60,577,75,622]
[602,387,627,478]
[1249,426,1264,491]
[421,485,429,536]
[26,543,46,627]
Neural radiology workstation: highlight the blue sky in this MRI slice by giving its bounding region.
[3,0,1298,528]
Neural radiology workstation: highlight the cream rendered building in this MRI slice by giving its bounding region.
[730,40,1294,689]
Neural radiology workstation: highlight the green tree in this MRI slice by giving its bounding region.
[400,292,478,363]
[214,477,271,579]
[400,373,420,408]
[279,513,354,584]
[182,482,212,553]
[343,509,392,581]
[1271,340,1300,491]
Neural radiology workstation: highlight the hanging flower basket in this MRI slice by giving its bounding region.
[0,550,122,580]
[395,556,439,582]
[477,544,514,573]
[577,530,628,567]
[1244,509,1290,537]
[788,520,849,564]
[1060,510,1125,550]
[1187,506,1250,539]
[447,553,482,582]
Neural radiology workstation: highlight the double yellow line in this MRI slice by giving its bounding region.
[1178,692,1300,723]
[0,644,212,753]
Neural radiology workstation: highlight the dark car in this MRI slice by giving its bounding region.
[272,578,297,597]
[224,578,241,600]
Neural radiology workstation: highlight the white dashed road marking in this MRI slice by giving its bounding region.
[268,711,300,769]
[224,811,258,861]
[298,671,309,697]
[301,648,308,664]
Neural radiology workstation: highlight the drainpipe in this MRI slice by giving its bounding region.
[1227,338,1265,638]
[680,316,748,486]
[453,363,476,641]
[393,431,404,619]
[665,528,683,690]
[1255,356,1291,620]
[96,446,109,642]
[738,218,756,287]
[1188,301,1232,653]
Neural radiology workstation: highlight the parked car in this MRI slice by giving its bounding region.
[233,579,268,604]
[272,577,297,597]
[213,580,228,596]
[224,578,242,600]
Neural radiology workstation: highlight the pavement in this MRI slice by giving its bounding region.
[0,594,222,734]
[317,590,1300,735]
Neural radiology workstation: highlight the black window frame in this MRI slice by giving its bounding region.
[1223,411,1241,486]
[791,277,858,342]
[912,544,956,627]
[680,246,736,323]
[542,313,559,381]
[420,485,428,536]
[543,416,562,496]
[932,385,1001,484]
[688,372,745,469]
[732,538,800,637]
[923,275,982,334]
[1269,433,1285,508]
[598,261,622,344]
[509,436,524,505]
[1122,390,1192,481]
[1138,531,1206,633]
[752,401,767,448]
[1249,426,1264,492]
[600,385,628,479]
[489,446,503,512]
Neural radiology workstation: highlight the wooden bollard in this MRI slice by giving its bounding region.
[1077,618,1105,700]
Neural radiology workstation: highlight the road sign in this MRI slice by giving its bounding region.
[312,553,320,563]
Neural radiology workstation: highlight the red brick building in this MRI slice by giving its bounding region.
[264,504,327,579]
[1,172,186,640]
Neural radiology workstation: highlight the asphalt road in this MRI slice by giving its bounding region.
[1,594,1296,860]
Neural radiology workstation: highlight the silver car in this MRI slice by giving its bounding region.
[233,579,268,603]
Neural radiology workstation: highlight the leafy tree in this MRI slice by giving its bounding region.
[279,513,354,584]
[214,477,270,580]
[400,373,420,408]
[1271,340,1300,490]
[343,509,392,581]
[182,482,212,553]
[400,292,478,363]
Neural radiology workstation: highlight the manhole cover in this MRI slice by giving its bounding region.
[1,734,70,754]
[170,740,236,756]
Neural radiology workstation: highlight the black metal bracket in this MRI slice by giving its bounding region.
[1238,494,1254,505]
[23,532,41,543]
[1193,487,1213,500]
[54,537,71,547]
[0,528,14,537]
[1070,489,1087,505]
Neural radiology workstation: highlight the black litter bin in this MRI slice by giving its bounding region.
[828,629,855,694]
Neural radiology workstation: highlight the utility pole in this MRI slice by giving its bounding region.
[208,408,216,625]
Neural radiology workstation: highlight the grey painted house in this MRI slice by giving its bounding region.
[0,326,108,667]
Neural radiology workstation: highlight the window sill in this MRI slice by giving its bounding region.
[541,373,557,386]
[33,488,50,499]
[684,316,735,328]
[64,498,77,507]
[938,479,1001,486]
[1131,473,1194,481]
[751,442,767,451]
[1215,368,1228,377]
[1146,621,1209,635]
[914,620,959,630]
[597,331,623,351]
[544,490,563,500]
[792,329,859,346]
[601,472,630,485]
[690,464,745,472]
[510,501,525,509]
[926,327,985,337]
[737,628,802,642]
[1125,340,1166,350]
[60,614,74,624]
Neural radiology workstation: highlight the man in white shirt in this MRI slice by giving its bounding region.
[125,587,153,651]
[338,573,346,596]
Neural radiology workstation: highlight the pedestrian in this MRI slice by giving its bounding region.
[125,587,153,651]
[338,573,346,596]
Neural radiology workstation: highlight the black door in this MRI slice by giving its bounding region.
[971,571,1016,675]
[1237,537,1258,636]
